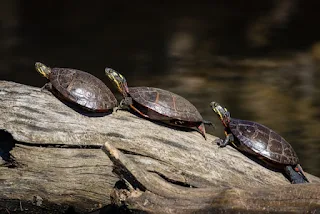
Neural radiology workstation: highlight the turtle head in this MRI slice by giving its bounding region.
[105,67,129,97]
[210,102,231,127]
[35,62,51,79]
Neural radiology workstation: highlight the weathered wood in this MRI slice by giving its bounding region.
[0,81,319,213]
[1,145,117,210]
[104,142,320,213]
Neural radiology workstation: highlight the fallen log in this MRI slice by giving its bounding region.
[0,81,319,213]
[103,142,320,213]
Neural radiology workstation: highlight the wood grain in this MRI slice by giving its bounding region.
[0,81,319,213]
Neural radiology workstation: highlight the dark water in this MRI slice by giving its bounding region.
[1,1,319,176]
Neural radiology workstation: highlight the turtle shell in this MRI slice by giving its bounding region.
[49,68,117,111]
[228,118,299,165]
[128,87,203,122]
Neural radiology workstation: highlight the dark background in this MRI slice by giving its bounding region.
[1,0,320,176]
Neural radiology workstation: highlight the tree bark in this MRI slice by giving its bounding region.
[0,81,319,213]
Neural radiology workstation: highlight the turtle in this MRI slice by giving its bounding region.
[105,67,212,139]
[35,62,117,112]
[210,101,309,184]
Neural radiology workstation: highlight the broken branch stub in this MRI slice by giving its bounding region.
[103,141,320,214]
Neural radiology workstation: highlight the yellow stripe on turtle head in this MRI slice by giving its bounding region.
[35,62,51,79]
[210,101,231,127]
[105,67,129,97]
[216,109,224,121]
[210,101,224,120]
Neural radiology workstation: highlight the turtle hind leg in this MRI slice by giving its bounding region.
[203,120,216,129]
[295,164,309,182]
[284,165,309,184]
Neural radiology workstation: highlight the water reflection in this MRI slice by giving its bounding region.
[0,1,319,176]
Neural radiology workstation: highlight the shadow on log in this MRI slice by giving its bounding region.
[103,142,320,213]
[0,81,320,213]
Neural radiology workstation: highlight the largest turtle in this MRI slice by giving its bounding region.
[35,62,117,112]
[105,68,212,139]
[210,101,309,184]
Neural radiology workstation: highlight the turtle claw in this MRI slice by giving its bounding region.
[40,85,46,92]
[112,106,120,113]
[113,103,130,113]
[213,138,223,147]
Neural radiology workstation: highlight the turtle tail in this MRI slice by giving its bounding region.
[197,123,207,140]
[284,164,309,184]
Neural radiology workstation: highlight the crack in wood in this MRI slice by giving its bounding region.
[16,142,103,149]
[149,170,195,188]
[1,81,320,213]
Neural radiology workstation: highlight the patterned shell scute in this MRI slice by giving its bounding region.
[229,119,299,165]
[128,87,203,122]
[49,68,117,110]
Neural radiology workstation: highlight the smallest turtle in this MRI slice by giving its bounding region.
[210,101,309,184]
[35,62,117,112]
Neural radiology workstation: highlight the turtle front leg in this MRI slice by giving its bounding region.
[214,133,234,147]
[40,82,52,92]
[114,97,133,112]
